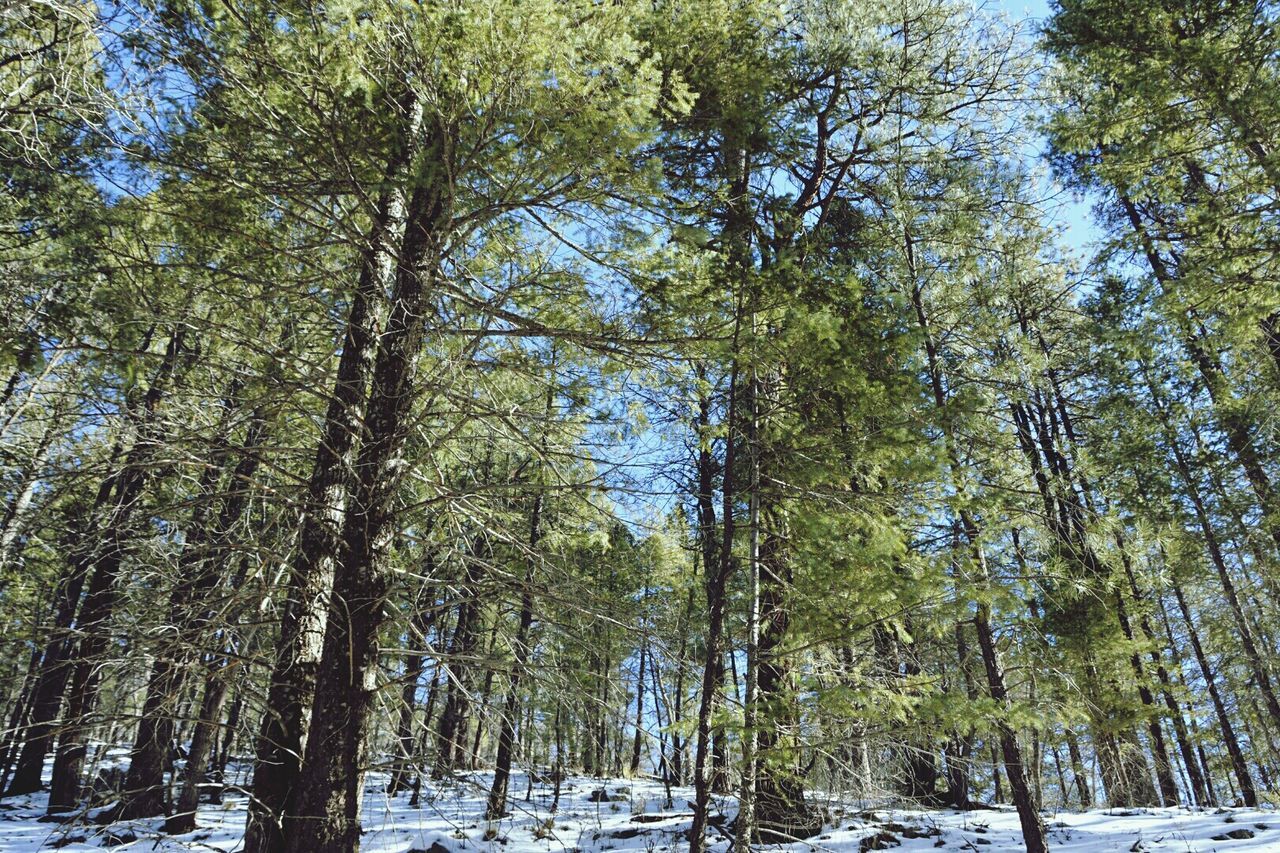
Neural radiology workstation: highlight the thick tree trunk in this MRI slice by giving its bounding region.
[281,164,448,853]
[243,100,419,853]
[752,521,820,843]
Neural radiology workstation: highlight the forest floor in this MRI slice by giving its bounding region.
[1,752,1278,852]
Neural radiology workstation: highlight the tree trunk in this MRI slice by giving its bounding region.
[1118,191,1280,554]
[1111,588,1179,805]
[1120,558,1210,806]
[973,603,1045,853]
[48,327,187,814]
[1140,363,1280,733]
[243,96,420,853]
[1065,731,1090,807]
[486,483,545,820]
[629,638,648,778]
[1166,578,1257,806]
[166,666,231,834]
[752,519,820,842]
[123,406,265,819]
[282,160,448,853]
[0,645,43,792]
[468,619,501,769]
[908,269,1045,850]
[0,403,60,573]
[688,367,737,853]
[388,584,436,797]
[944,622,978,809]
[434,556,485,779]
[5,417,135,796]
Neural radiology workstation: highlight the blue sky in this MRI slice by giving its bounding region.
[998,0,1104,258]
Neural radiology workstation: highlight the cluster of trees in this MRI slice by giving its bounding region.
[1,0,1278,851]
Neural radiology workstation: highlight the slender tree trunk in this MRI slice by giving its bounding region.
[1167,578,1257,806]
[0,404,60,573]
[1111,588,1179,805]
[629,638,647,778]
[688,371,736,853]
[973,571,1045,853]
[388,586,435,797]
[469,619,501,769]
[486,482,545,819]
[1119,191,1280,554]
[1120,558,1209,806]
[671,586,693,786]
[945,621,978,809]
[0,645,43,791]
[166,665,231,834]
[908,269,1045,851]
[214,689,243,796]
[123,406,265,819]
[409,661,444,809]
[737,365,760,847]
[48,328,187,814]
[6,418,135,796]
[1066,731,1090,807]
[1140,364,1280,732]
[434,557,484,779]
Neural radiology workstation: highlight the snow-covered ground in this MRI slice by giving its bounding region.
[2,759,1278,852]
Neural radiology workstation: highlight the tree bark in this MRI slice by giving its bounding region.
[282,158,449,853]
[1120,557,1210,806]
[1140,363,1280,733]
[388,582,436,797]
[486,480,545,819]
[908,269,1045,851]
[1111,588,1179,805]
[629,638,648,778]
[1166,578,1256,806]
[752,518,820,842]
[123,406,265,819]
[48,327,187,814]
[165,666,231,834]
[974,604,1046,853]
[434,554,485,779]
[243,96,420,853]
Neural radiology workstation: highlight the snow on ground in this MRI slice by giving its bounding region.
[2,759,1279,852]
